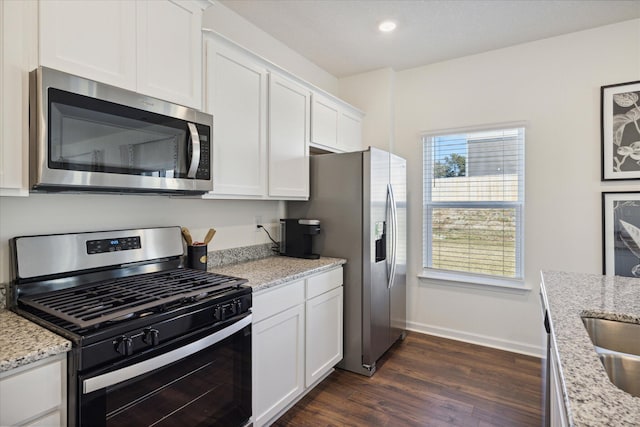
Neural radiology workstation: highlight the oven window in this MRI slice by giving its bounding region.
[80,325,251,427]
[48,88,193,178]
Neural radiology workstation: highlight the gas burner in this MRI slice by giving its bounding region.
[18,269,247,329]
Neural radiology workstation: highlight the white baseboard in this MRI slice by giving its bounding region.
[406,320,544,358]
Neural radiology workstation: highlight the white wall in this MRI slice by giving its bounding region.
[202,3,339,95]
[341,19,640,356]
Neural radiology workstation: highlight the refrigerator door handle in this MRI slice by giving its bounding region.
[387,184,398,289]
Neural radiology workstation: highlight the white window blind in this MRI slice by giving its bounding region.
[423,127,524,280]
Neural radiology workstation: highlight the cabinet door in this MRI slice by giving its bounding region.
[268,73,310,199]
[136,0,202,109]
[205,39,267,197]
[0,357,65,427]
[305,286,343,387]
[253,304,305,427]
[39,0,136,90]
[0,0,36,196]
[338,109,363,152]
[310,94,339,149]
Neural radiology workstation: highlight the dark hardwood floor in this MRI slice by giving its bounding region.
[273,332,543,427]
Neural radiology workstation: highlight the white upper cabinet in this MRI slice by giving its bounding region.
[1,0,37,196]
[310,94,339,148]
[39,0,203,109]
[136,0,202,109]
[203,31,362,199]
[204,34,311,200]
[205,39,267,198]
[39,0,137,91]
[268,73,310,199]
[338,108,363,152]
[311,92,363,153]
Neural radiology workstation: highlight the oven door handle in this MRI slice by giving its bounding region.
[82,314,252,394]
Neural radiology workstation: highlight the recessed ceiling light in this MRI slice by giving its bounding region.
[378,20,397,33]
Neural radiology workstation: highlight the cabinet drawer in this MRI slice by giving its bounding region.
[0,359,63,426]
[306,267,343,299]
[253,280,304,323]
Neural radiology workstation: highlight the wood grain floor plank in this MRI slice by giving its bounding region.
[273,331,542,427]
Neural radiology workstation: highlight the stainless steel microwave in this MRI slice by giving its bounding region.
[29,67,212,194]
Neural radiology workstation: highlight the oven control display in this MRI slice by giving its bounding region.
[86,236,141,254]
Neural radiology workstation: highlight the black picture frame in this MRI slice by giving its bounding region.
[602,191,640,277]
[601,80,640,181]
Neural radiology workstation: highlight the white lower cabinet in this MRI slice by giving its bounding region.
[252,267,343,427]
[253,301,305,426]
[305,285,343,387]
[0,354,67,427]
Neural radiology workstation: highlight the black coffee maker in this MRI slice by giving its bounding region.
[279,219,321,259]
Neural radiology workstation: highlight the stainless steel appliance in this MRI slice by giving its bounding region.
[288,147,406,376]
[29,67,212,194]
[279,218,321,259]
[10,227,251,427]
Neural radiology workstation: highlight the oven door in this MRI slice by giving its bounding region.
[78,314,251,427]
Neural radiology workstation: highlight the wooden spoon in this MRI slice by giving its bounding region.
[203,228,216,245]
[181,227,193,246]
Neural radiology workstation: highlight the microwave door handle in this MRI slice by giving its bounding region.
[186,123,200,178]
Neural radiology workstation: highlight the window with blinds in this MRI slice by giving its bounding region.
[423,127,524,281]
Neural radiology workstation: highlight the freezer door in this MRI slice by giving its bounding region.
[389,153,407,343]
[362,148,391,368]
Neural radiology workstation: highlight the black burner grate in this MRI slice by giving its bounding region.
[19,269,247,329]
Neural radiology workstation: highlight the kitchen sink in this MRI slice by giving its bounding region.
[581,317,640,397]
[582,317,640,356]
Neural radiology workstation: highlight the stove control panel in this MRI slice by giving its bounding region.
[212,297,249,322]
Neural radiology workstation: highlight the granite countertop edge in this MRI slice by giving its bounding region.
[541,270,640,427]
[0,310,71,373]
[209,256,347,293]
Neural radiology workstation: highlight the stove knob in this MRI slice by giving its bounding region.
[115,336,133,356]
[213,305,222,321]
[143,328,160,346]
[235,299,243,313]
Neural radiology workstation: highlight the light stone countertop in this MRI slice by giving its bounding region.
[540,271,640,426]
[0,309,71,373]
[210,255,346,292]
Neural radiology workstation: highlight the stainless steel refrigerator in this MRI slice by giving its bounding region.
[288,147,406,376]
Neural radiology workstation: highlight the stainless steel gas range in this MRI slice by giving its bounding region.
[10,226,252,427]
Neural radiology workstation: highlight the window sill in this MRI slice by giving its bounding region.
[418,269,531,292]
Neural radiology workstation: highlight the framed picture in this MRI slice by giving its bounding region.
[601,81,640,180]
[602,191,640,277]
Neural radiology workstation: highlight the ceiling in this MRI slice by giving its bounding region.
[218,0,640,77]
